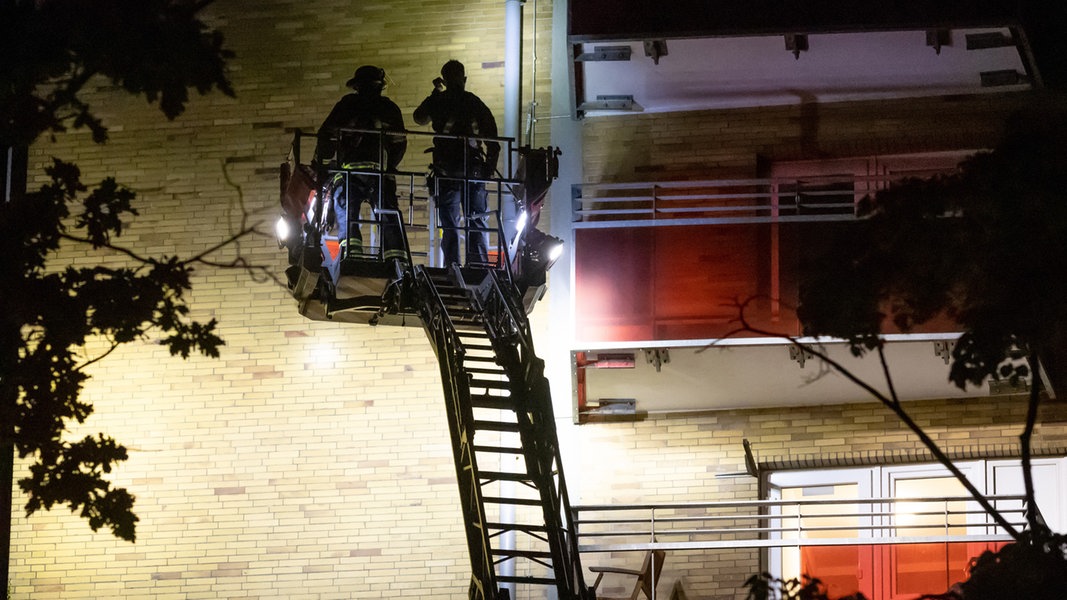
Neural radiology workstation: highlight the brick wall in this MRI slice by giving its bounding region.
[11,0,554,598]
[579,91,1057,183]
[10,1,1067,599]
[569,85,1067,599]
[570,398,1067,600]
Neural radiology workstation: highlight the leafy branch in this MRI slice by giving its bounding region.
[718,296,1022,539]
[2,153,278,541]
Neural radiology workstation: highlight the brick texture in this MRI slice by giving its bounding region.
[9,1,1067,599]
[579,92,1059,183]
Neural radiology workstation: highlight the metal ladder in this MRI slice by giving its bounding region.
[412,264,591,600]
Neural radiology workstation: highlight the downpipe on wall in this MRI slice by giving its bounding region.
[501,1,523,597]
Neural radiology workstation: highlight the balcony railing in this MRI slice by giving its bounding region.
[572,495,1025,552]
[571,172,941,229]
[566,169,968,344]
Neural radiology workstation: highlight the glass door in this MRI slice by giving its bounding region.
[883,475,972,598]
[767,468,875,599]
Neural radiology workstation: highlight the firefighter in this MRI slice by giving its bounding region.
[313,65,408,266]
[413,59,500,266]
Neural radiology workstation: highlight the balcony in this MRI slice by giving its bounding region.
[572,495,1024,552]
[566,157,1026,417]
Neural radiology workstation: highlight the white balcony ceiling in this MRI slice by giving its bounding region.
[575,27,1034,116]
[576,335,1019,417]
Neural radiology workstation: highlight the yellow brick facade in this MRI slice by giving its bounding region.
[9,1,1067,599]
[579,92,1058,183]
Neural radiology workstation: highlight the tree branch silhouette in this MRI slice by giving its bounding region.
[719,296,1021,539]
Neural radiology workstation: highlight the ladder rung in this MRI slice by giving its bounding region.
[457,330,490,339]
[466,365,505,375]
[493,549,553,559]
[473,444,523,454]
[470,396,516,410]
[482,496,543,506]
[473,420,519,432]
[479,470,530,482]
[470,378,510,390]
[442,304,471,313]
[497,575,558,585]
[462,354,498,363]
[486,522,550,533]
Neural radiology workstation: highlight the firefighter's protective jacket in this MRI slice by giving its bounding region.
[313,93,407,171]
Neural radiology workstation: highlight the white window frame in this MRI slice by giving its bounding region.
[764,457,1066,595]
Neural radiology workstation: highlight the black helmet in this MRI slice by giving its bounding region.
[441,59,465,87]
[346,65,385,92]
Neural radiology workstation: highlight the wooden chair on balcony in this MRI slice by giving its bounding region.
[589,550,667,600]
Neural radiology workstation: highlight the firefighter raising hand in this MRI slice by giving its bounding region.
[413,60,500,266]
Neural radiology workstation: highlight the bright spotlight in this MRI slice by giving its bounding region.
[525,227,564,272]
[517,227,564,313]
[546,238,564,264]
[275,215,291,241]
[515,210,527,236]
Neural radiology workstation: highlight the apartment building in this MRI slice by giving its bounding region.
[8,1,1067,599]
[562,2,1067,599]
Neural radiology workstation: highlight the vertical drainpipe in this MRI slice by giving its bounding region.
[502,5,523,598]
[504,0,523,164]
[501,0,524,259]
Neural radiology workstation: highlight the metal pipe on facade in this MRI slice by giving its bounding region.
[526,0,539,146]
[500,6,523,595]
[500,0,524,268]
[504,0,524,165]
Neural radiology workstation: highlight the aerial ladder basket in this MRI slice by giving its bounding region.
[276,129,589,599]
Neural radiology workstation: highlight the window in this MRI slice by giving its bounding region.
[765,458,1065,599]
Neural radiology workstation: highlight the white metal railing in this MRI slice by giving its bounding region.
[570,172,945,229]
[572,495,1026,552]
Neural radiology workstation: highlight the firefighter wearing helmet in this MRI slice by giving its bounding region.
[313,65,408,268]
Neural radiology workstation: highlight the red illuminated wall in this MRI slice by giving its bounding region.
[574,217,962,345]
[800,542,1007,600]
[574,223,792,343]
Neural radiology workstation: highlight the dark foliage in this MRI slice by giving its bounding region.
[784,105,1067,600]
[743,532,1067,600]
[1,159,225,540]
[955,532,1067,600]
[0,0,234,147]
[1,0,233,541]
[797,109,1067,391]
[743,573,867,600]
